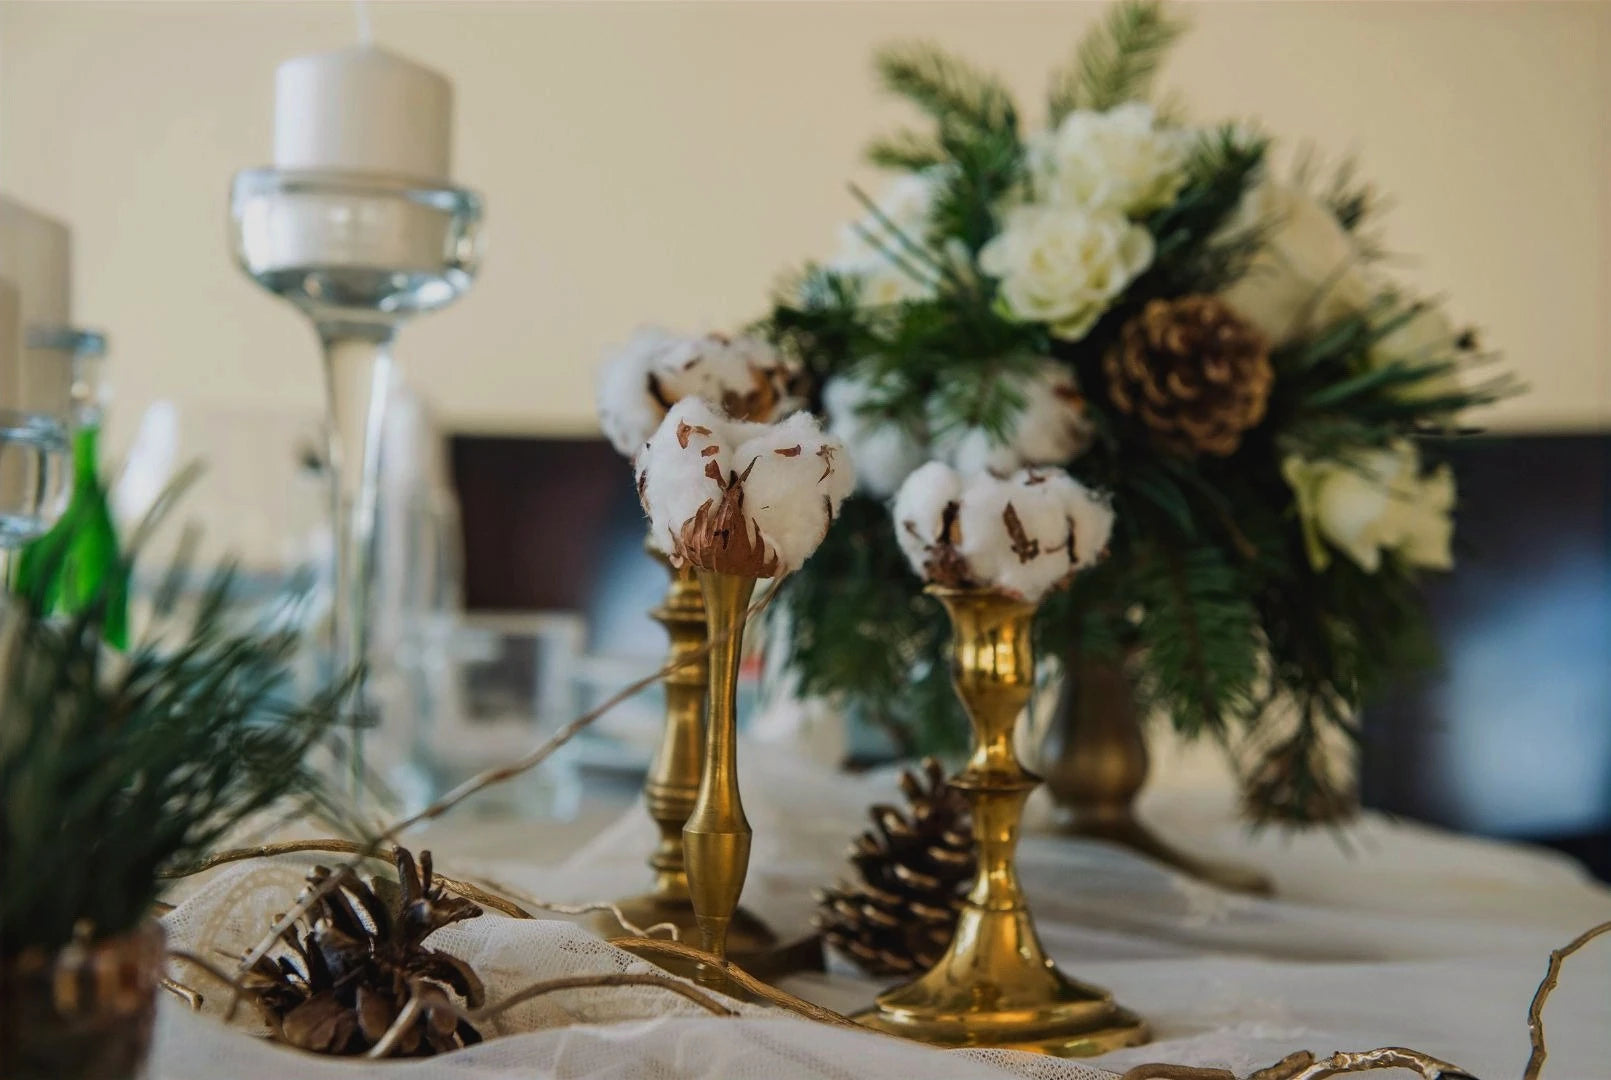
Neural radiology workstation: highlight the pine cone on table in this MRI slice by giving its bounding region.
[242,847,486,1057]
[814,758,975,977]
[1104,295,1273,457]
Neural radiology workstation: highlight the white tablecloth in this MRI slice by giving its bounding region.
[152,744,1611,1079]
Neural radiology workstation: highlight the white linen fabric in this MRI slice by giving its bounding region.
[154,745,1611,1079]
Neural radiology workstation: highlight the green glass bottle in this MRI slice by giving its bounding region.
[15,330,128,648]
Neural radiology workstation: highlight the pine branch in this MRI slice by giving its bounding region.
[1047,0,1187,123]
[866,129,949,171]
[1131,540,1262,738]
[876,42,1017,135]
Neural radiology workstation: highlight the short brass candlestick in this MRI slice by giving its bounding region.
[1043,650,1272,896]
[682,569,760,986]
[856,586,1149,1056]
[593,556,774,965]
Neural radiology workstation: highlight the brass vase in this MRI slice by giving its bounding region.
[0,920,165,1080]
[856,587,1149,1056]
[1042,650,1272,896]
[594,556,775,968]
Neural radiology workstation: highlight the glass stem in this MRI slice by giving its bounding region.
[318,323,396,801]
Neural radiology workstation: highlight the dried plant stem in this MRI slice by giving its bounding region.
[224,582,783,990]
[1120,1046,1476,1080]
[363,996,425,1059]
[160,976,204,1011]
[360,972,737,1058]
[1524,918,1611,1080]
[610,936,858,1029]
[166,838,680,938]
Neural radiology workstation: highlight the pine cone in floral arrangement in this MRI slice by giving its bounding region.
[1104,295,1273,457]
[814,758,976,977]
[243,847,486,1058]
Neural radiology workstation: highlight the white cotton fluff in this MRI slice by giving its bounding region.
[597,327,798,459]
[933,363,1095,476]
[637,397,853,574]
[739,410,857,573]
[892,460,964,577]
[892,462,1115,602]
[822,374,930,498]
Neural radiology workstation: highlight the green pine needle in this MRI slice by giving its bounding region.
[875,43,1018,135]
[1,561,349,956]
[1047,0,1188,122]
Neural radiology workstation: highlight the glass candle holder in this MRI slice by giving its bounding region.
[229,167,482,793]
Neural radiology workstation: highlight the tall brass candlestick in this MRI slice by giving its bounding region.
[856,586,1149,1056]
[682,569,757,983]
[594,557,774,961]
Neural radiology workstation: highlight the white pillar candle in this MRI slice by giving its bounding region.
[0,196,71,333]
[273,46,452,183]
[0,196,72,410]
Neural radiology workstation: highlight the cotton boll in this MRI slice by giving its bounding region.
[597,328,799,461]
[1048,472,1116,568]
[638,397,848,575]
[637,398,735,559]
[597,326,683,457]
[660,334,800,423]
[823,374,929,497]
[894,465,1114,601]
[738,410,856,573]
[933,364,1094,476]
[954,471,1078,602]
[892,461,964,579]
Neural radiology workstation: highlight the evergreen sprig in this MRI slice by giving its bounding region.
[1,563,350,956]
[1047,0,1188,122]
[876,43,1018,136]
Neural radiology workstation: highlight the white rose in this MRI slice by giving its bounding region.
[1368,302,1466,405]
[826,171,948,307]
[1219,182,1373,346]
[1028,102,1188,217]
[1282,441,1454,573]
[979,206,1154,341]
[822,373,930,498]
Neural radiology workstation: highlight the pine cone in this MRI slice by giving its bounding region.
[1104,295,1273,457]
[242,847,486,1058]
[814,758,975,977]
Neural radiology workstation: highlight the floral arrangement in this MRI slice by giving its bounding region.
[764,1,1510,821]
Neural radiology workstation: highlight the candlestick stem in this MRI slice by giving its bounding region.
[683,569,756,987]
[320,324,394,795]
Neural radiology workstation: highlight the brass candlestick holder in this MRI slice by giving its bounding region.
[856,587,1149,1056]
[681,569,760,987]
[593,556,775,966]
[1042,651,1272,896]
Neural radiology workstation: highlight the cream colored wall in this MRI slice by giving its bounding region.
[2,0,1607,453]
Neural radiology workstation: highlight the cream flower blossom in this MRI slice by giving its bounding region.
[1282,441,1454,573]
[1219,182,1374,346]
[893,462,1114,602]
[979,206,1154,341]
[636,398,854,574]
[1027,102,1188,216]
[595,328,799,458]
[1368,302,1468,405]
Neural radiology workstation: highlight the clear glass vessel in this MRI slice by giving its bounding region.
[229,167,483,793]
